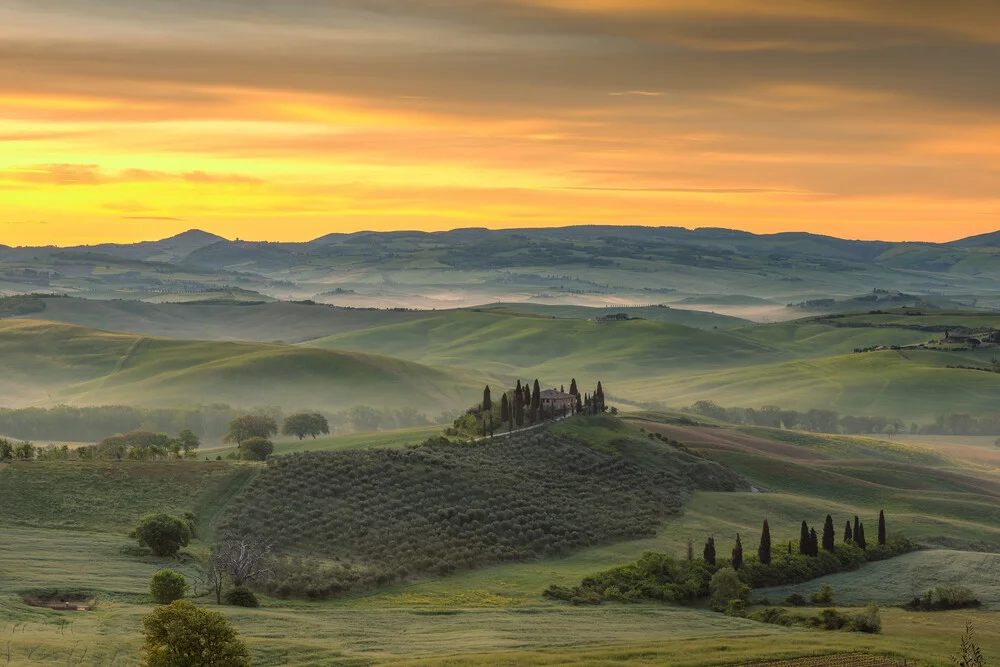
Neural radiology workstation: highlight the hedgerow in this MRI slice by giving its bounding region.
[220,425,743,598]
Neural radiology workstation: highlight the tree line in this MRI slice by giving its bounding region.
[0,403,441,443]
[684,400,1000,437]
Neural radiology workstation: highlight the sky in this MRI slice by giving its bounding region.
[1,0,999,245]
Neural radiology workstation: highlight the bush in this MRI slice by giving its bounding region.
[785,593,807,607]
[809,583,834,604]
[809,608,847,631]
[724,599,748,617]
[149,570,187,604]
[848,603,882,634]
[239,437,274,462]
[709,567,749,610]
[133,513,191,557]
[907,584,980,611]
[141,600,250,666]
[224,587,259,608]
[751,607,794,626]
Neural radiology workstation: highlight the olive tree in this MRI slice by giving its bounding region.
[141,600,250,667]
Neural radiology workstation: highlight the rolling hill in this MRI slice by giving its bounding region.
[0,319,494,412]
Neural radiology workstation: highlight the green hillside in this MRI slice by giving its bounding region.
[306,309,784,378]
[621,350,1000,419]
[480,302,751,329]
[9,296,432,343]
[0,319,494,412]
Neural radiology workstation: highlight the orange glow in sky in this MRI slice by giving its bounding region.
[1,0,999,245]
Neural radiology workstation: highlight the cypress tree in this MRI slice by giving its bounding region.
[857,522,867,550]
[878,510,887,546]
[822,515,836,552]
[799,521,810,555]
[514,387,524,427]
[483,385,492,412]
[687,538,694,562]
[758,520,772,565]
[596,381,605,411]
[569,378,578,396]
[732,533,743,570]
[524,383,531,408]
[560,385,564,393]
[809,528,819,557]
[500,394,510,426]
[853,516,861,546]
[844,520,853,543]
[531,379,541,421]
[703,537,716,566]
[576,393,583,414]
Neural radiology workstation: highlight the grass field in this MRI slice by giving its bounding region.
[0,319,495,411]
[2,377,1000,665]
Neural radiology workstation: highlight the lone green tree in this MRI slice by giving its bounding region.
[134,513,191,557]
[483,385,492,412]
[878,509,887,546]
[853,515,861,545]
[758,519,772,565]
[844,519,853,543]
[224,415,277,446]
[704,536,716,566]
[150,570,187,604]
[731,533,743,570]
[281,413,329,440]
[857,522,868,550]
[141,600,251,667]
[809,527,819,557]
[822,514,836,552]
[569,378,578,395]
[176,429,201,456]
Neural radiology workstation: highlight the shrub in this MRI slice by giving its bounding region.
[149,570,187,604]
[133,513,191,557]
[141,600,250,667]
[848,603,882,634]
[933,584,979,609]
[724,599,748,617]
[808,608,847,631]
[907,584,980,611]
[751,607,794,626]
[785,593,807,607]
[809,583,835,604]
[224,587,259,608]
[709,567,748,610]
[239,437,273,461]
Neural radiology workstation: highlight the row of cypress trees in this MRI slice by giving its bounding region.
[482,379,605,433]
[698,511,888,568]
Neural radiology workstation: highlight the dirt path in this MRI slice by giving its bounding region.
[469,413,574,442]
[116,336,150,371]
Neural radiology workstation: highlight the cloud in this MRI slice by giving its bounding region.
[122,215,184,221]
[2,164,265,188]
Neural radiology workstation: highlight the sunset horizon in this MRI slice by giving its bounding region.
[3,0,999,246]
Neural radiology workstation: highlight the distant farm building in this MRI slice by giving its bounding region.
[539,389,576,414]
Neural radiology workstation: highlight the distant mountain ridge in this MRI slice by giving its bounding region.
[4,225,1000,314]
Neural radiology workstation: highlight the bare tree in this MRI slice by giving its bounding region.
[210,538,274,602]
